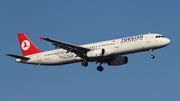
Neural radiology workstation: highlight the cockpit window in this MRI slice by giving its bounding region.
[155,36,164,38]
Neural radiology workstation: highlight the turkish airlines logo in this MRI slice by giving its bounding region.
[21,40,30,51]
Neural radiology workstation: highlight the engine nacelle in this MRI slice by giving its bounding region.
[87,48,114,58]
[108,56,128,66]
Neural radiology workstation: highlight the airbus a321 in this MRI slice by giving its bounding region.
[7,33,170,72]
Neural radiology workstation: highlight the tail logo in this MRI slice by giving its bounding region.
[21,40,30,51]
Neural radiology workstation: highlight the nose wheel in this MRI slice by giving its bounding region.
[149,49,155,59]
[150,55,155,59]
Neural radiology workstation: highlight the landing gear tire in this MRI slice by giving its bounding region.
[97,66,104,72]
[150,55,155,59]
[149,49,155,59]
[81,61,88,67]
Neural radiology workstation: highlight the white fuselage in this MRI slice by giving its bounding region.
[17,33,170,65]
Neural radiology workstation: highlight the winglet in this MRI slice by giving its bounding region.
[40,36,43,40]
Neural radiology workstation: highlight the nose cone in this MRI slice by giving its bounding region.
[161,38,170,47]
[165,38,171,45]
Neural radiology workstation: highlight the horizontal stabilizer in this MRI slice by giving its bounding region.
[6,54,30,60]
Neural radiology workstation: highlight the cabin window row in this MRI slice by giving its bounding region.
[44,52,66,56]
[88,43,114,49]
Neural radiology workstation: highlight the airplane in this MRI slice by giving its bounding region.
[7,32,170,72]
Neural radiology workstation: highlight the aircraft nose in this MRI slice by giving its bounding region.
[164,38,171,45]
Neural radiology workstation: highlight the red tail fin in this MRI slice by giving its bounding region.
[17,33,41,56]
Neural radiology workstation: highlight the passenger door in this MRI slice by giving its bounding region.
[146,34,151,44]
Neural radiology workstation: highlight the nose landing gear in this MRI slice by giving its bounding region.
[149,49,155,59]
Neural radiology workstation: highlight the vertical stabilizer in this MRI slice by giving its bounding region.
[17,33,41,56]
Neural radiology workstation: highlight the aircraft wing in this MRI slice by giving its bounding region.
[42,37,90,57]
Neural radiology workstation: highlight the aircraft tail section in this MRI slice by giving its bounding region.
[17,33,41,56]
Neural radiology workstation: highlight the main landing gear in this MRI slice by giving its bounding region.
[81,53,104,72]
[97,66,104,72]
[81,53,88,67]
[81,60,104,72]
[97,62,104,72]
[81,60,88,67]
[149,49,155,59]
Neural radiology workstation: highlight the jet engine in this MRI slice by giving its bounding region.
[108,56,128,66]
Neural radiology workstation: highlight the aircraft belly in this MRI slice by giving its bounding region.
[86,54,116,62]
[25,56,39,65]
[41,55,79,65]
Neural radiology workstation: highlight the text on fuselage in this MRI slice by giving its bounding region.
[121,35,144,43]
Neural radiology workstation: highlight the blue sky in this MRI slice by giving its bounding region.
[1,0,179,101]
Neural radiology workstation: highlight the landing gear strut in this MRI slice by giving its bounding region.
[81,53,88,67]
[97,62,104,72]
[149,49,155,59]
